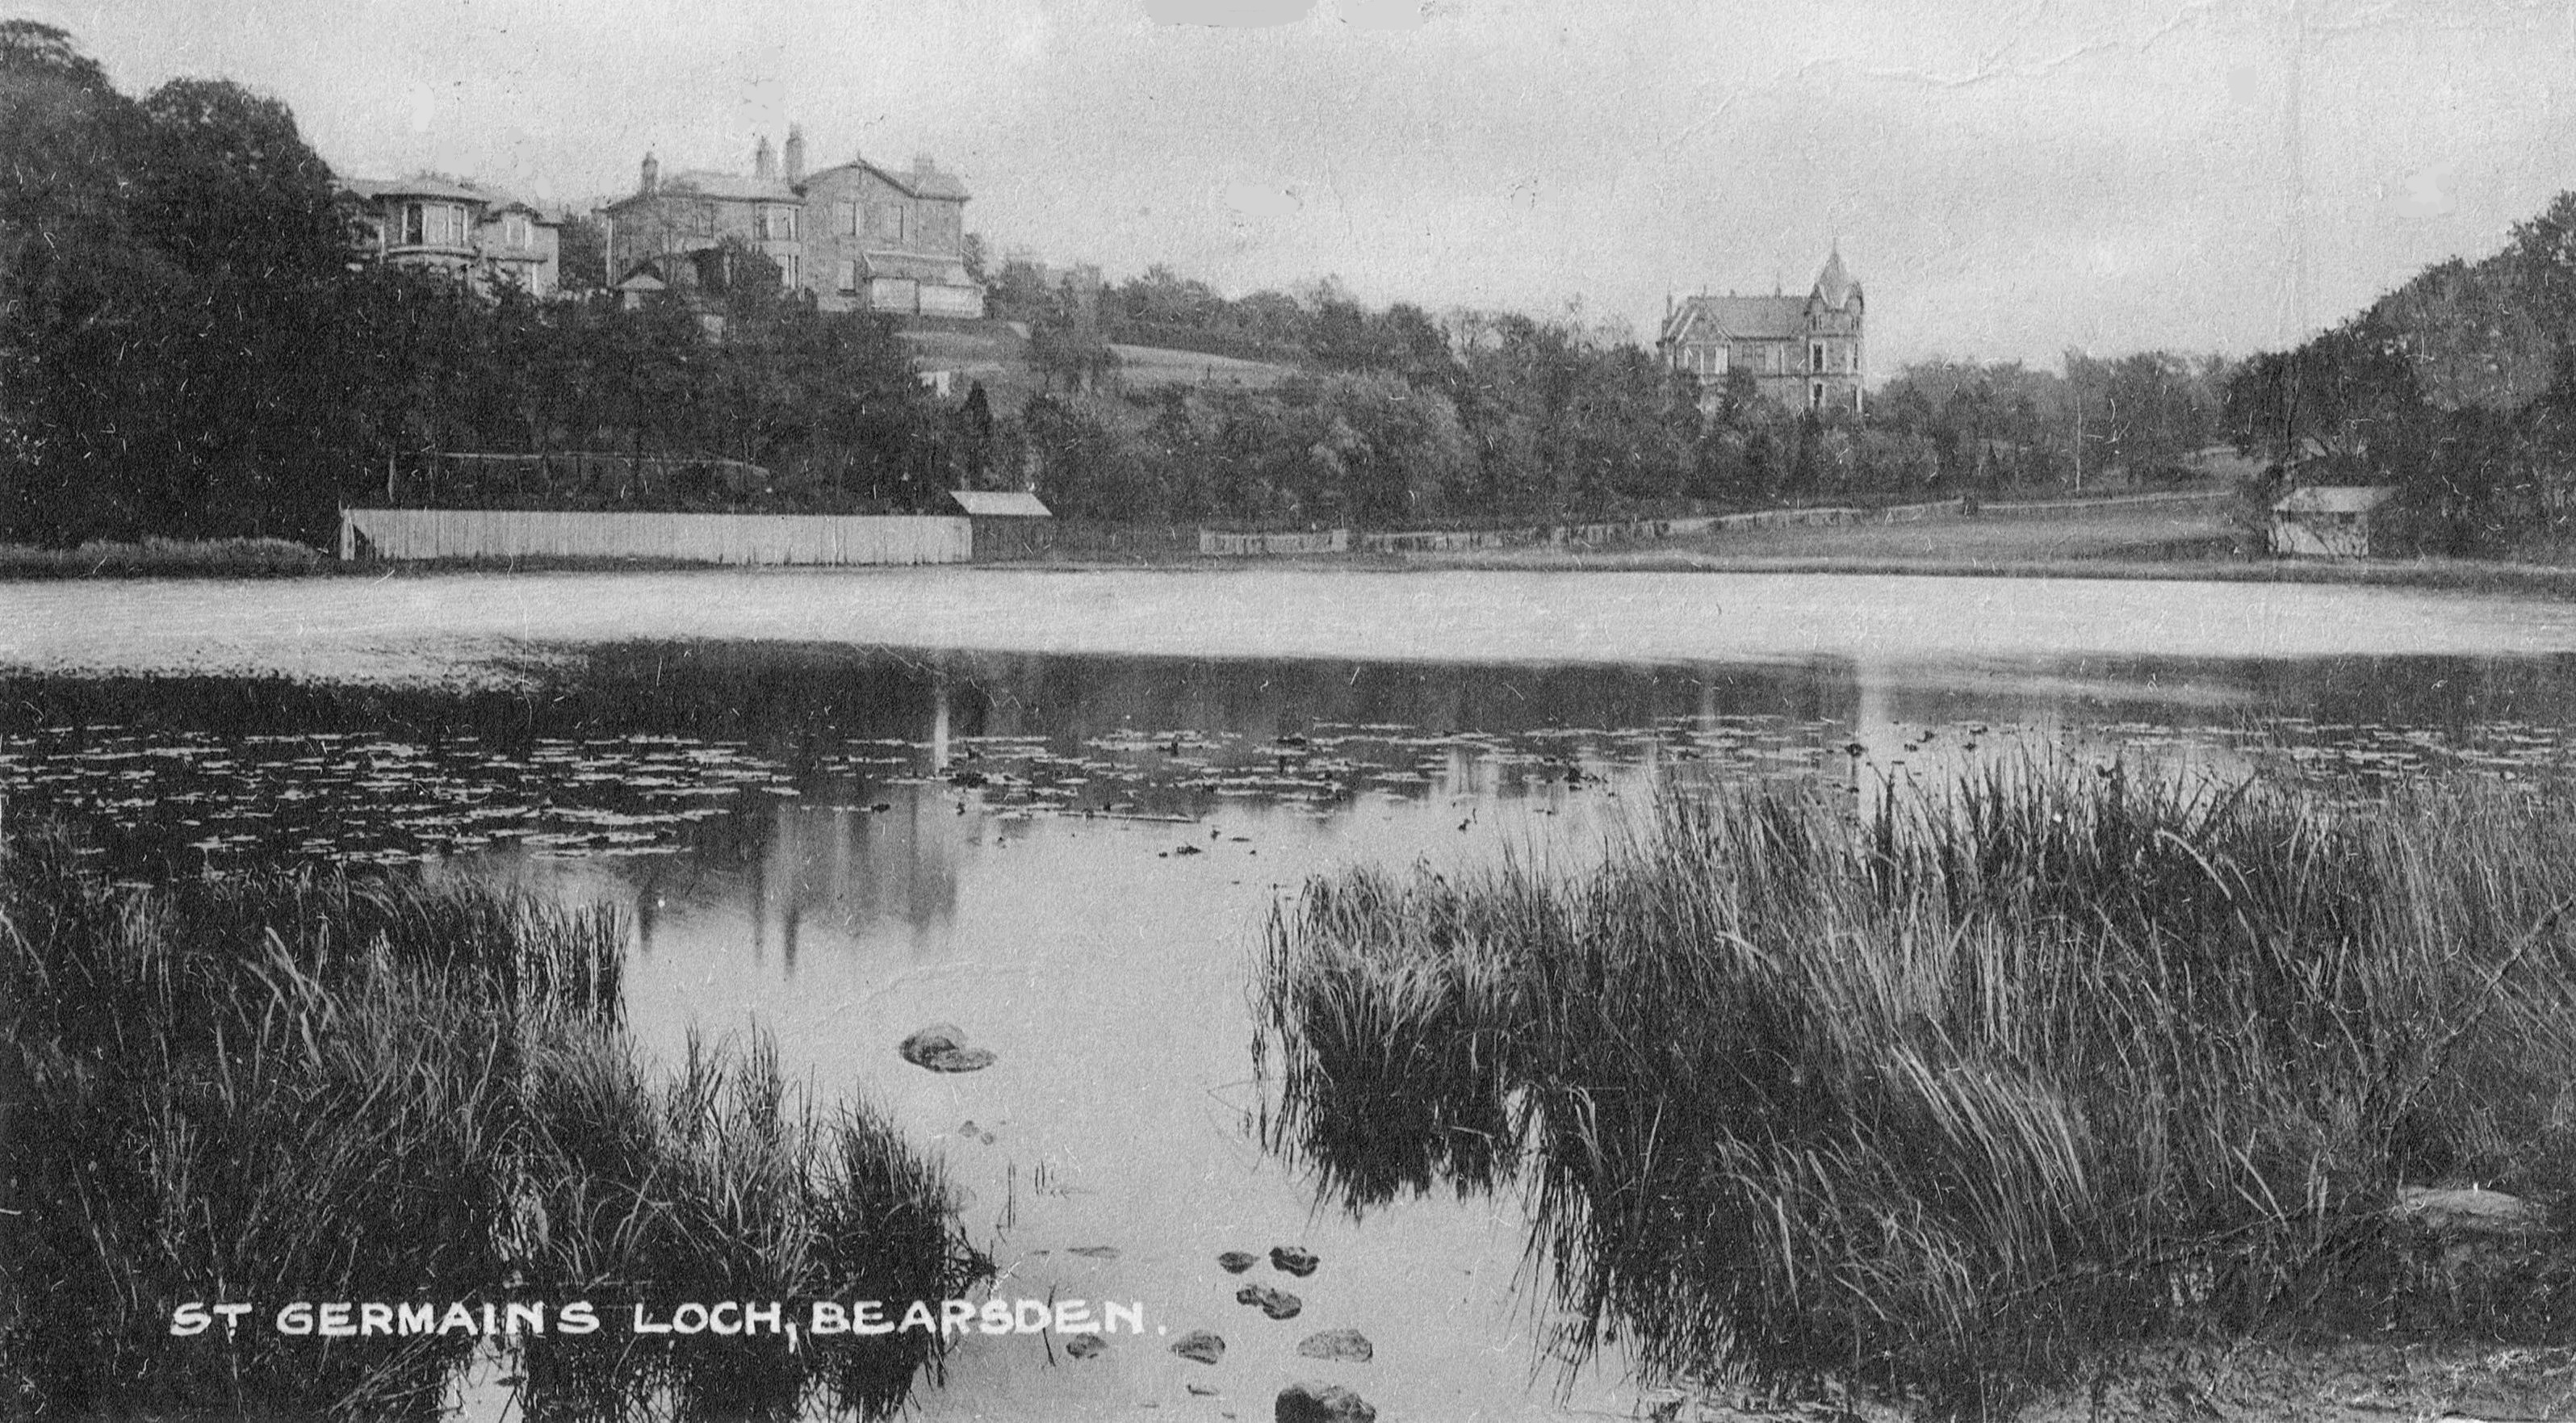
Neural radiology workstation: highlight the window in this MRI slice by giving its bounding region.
[1810,381,1824,409]
[781,253,799,289]
[836,259,859,293]
[404,203,467,247]
[1811,341,1826,373]
[503,215,530,248]
[836,199,858,236]
[894,207,907,245]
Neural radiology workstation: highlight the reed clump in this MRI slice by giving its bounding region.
[1258,763,2576,1417]
[1,822,984,1422]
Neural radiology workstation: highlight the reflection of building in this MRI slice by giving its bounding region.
[342,176,565,296]
[1657,248,1865,416]
[603,128,985,318]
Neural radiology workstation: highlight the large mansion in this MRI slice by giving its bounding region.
[341,175,567,297]
[1658,249,1865,416]
[603,128,984,319]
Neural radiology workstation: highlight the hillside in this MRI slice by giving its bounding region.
[897,323,1302,416]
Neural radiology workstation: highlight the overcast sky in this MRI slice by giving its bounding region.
[26,0,2576,372]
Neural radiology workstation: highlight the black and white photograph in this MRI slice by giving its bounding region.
[12,2,2576,1419]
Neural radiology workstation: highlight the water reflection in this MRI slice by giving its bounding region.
[15,642,2576,1419]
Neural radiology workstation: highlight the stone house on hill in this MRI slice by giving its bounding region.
[601,128,984,319]
[799,155,982,317]
[341,175,565,297]
[602,132,806,297]
[1658,249,1865,416]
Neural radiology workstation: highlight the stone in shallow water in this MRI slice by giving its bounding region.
[1275,1381,1375,1423]
[1295,1328,1372,1363]
[1217,1249,1260,1274]
[1171,1329,1225,1365]
[898,1023,996,1073]
[1236,1283,1302,1320]
[1269,1245,1320,1276]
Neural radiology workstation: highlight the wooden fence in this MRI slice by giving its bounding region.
[341,509,972,565]
[1198,528,1351,556]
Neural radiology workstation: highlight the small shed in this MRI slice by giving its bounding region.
[2270,484,2398,559]
[951,489,1055,560]
[614,269,667,312]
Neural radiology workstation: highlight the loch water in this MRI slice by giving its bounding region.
[15,568,2576,1420]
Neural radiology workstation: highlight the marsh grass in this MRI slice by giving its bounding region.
[1258,761,2576,1417]
[0,822,986,1421]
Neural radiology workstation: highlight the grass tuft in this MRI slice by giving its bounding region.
[0,819,985,1421]
[1259,760,2576,1417]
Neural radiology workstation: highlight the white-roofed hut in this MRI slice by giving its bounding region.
[2270,485,2399,558]
[951,489,1054,560]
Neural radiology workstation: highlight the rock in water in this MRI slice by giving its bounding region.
[898,1023,996,1073]
[1062,1333,1105,1360]
[1171,1329,1225,1365]
[2394,1185,2549,1237]
[1275,1381,1376,1423]
[1236,1283,1302,1320]
[1295,1328,1372,1363]
[1217,1249,1260,1274]
[1269,1245,1320,1277]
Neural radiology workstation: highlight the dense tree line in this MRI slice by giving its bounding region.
[0,23,963,546]
[6,20,2255,547]
[2222,192,2576,556]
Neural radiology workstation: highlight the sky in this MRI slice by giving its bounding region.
[24,0,2576,374]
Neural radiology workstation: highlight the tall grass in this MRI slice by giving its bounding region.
[0,821,986,1421]
[1258,762,2576,1417]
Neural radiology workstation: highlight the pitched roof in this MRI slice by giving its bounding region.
[658,170,801,203]
[1812,246,1861,310]
[343,174,494,204]
[1664,293,1808,343]
[2274,484,2397,514]
[806,156,971,202]
[951,490,1051,517]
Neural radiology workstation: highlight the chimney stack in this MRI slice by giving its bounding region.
[640,151,659,195]
[784,125,806,182]
[754,135,777,180]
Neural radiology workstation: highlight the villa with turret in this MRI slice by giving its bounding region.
[601,127,983,319]
[1657,249,1865,416]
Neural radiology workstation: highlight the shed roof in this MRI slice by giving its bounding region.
[2273,484,2398,514]
[861,250,978,286]
[950,490,1052,517]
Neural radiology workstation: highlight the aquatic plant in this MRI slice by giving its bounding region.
[1258,761,2576,1417]
[0,821,985,1421]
